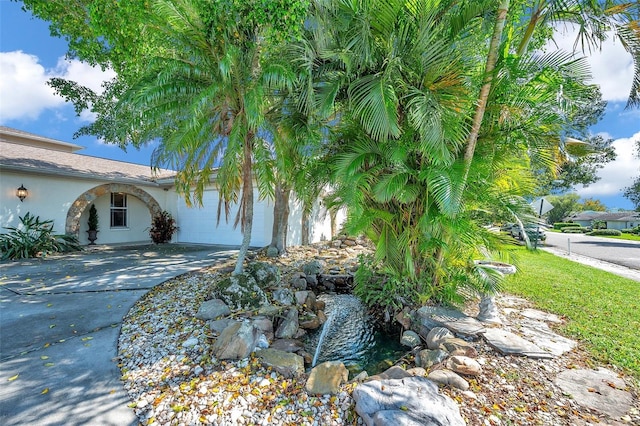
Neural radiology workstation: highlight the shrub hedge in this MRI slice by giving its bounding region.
[553,222,577,230]
[562,227,588,233]
[587,229,622,236]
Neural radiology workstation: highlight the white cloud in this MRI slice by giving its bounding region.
[551,27,634,102]
[575,131,640,198]
[0,51,115,124]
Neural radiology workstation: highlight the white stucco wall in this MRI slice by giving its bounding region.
[0,170,171,245]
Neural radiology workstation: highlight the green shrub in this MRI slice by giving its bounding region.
[562,227,588,233]
[0,213,82,260]
[149,211,178,244]
[621,227,640,235]
[587,229,622,236]
[553,222,577,230]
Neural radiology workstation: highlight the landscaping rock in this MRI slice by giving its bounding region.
[441,338,478,358]
[195,298,230,320]
[369,366,412,381]
[246,261,281,288]
[353,376,465,426]
[415,349,448,368]
[400,330,421,348]
[554,367,634,419]
[207,318,237,334]
[518,319,576,357]
[520,308,562,323]
[217,273,268,310]
[425,327,454,350]
[257,304,281,318]
[269,339,304,353]
[305,361,349,395]
[272,288,295,306]
[299,312,322,330]
[481,328,554,359]
[211,321,259,360]
[275,308,299,339]
[427,369,470,391]
[415,305,486,337]
[256,348,304,378]
[302,259,324,276]
[445,355,482,376]
[294,290,309,306]
[249,316,274,341]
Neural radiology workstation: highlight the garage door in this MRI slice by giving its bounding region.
[176,189,272,247]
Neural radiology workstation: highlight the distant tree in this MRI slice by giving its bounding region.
[580,198,607,212]
[623,138,640,211]
[545,193,582,224]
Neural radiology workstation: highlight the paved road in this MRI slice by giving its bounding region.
[0,244,236,426]
[544,232,640,271]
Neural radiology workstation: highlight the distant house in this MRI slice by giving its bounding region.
[564,211,639,230]
[563,211,606,227]
[0,126,340,247]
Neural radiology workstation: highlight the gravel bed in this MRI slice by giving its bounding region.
[118,246,640,426]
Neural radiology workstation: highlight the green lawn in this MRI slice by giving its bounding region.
[502,247,640,378]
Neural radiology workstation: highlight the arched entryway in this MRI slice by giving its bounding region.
[66,183,162,238]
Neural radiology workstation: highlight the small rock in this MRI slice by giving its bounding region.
[275,308,299,339]
[195,299,231,320]
[416,348,448,368]
[272,288,295,306]
[256,348,304,378]
[305,361,349,395]
[211,321,260,360]
[445,355,482,376]
[425,327,454,350]
[270,339,304,353]
[400,330,421,348]
[182,337,198,348]
[427,369,469,391]
[442,337,478,358]
[406,367,427,377]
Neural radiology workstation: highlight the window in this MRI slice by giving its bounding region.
[110,193,128,228]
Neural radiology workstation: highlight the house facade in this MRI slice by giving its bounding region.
[564,210,639,230]
[0,126,340,247]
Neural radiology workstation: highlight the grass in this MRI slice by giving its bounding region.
[502,247,640,378]
[602,233,640,242]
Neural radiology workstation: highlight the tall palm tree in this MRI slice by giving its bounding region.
[111,0,299,274]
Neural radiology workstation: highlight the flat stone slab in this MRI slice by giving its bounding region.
[555,368,633,419]
[520,308,562,323]
[416,306,486,337]
[481,328,554,359]
[519,319,576,357]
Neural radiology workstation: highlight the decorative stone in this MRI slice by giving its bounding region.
[270,339,304,353]
[256,348,304,378]
[292,278,307,290]
[518,319,576,356]
[481,328,554,359]
[265,246,279,258]
[520,308,562,323]
[250,316,274,341]
[272,288,295,306]
[406,367,427,377]
[211,321,259,360]
[415,306,486,337]
[425,327,454,350]
[400,330,421,348]
[207,318,236,334]
[427,369,469,391]
[245,261,281,288]
[353,376,465,426]
[555,368,633,419]
[302,259,324,276]
[275,308,299,339]
[299,312,322,330]
[445,356,482,376]
[195,298,231,320]
[257,304,281,318]
[415,349,448,368]
[305,361,349,395]
[441,338,478,358]
[294,290,309,306]
[216,273,268,310]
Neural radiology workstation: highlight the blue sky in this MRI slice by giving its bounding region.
[1,1,638,210]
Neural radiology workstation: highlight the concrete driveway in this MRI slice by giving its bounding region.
[0,244,236,426]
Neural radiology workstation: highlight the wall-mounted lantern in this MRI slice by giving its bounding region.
[16,184,28,202]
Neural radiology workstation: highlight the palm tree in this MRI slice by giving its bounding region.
[110,0,301,274]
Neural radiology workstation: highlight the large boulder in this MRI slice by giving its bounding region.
[257,349,304,378]
[196,299,231,320]
[305,361,349,395]
[353,376,465,426]
[211,321,260,360]
[216,273,268,310]
[246,261,281,288]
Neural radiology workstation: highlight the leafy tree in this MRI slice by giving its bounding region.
[624,137,640,211]
[581,198,607,212]
[545,193,582,224]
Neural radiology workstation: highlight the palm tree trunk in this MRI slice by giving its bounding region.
[233,134,254,275]
[269,181,290,254]
[461,0,510,183]
[301,202,310,245]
